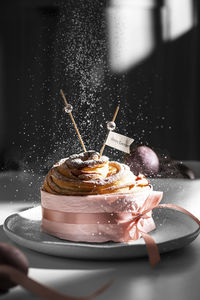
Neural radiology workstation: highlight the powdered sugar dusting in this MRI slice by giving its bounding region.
[43,150,150,195]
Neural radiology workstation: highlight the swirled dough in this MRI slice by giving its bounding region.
[43,150,150,195]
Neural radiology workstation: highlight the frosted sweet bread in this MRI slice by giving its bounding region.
[41,150,159,243]
[43,150,150,195]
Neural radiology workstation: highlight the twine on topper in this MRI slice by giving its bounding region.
[60,89,86,152]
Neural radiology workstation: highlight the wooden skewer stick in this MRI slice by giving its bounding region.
[60,89,87,152]
[112,106,119,123]
[99,105,120,157]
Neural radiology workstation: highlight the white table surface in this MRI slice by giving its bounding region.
[0,162,200,300]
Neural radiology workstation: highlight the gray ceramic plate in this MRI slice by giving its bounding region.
[3,205,200,260]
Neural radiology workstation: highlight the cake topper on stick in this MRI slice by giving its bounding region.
[100,105,119,157]
[60,89,87,152]
[100,105,134,155]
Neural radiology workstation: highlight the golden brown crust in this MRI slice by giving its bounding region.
[42,151,150,195]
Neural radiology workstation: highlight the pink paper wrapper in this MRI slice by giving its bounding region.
[41,187,158,243]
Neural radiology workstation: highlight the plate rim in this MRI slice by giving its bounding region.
[3,206,200,251]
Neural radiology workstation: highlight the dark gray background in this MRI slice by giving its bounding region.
[0,0,199,174]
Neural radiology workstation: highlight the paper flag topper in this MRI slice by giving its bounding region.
[106,131,134,153]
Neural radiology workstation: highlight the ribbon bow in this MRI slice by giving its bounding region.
[120,191,200,267]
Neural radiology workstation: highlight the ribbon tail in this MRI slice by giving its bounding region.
[0,265,112,300]
[157,204,200,226]
[140,231,160,267]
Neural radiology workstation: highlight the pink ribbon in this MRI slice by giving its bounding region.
[42,208,120,224]
[42,192,200,268]
[120,192,200,267]
[0,264,113,300]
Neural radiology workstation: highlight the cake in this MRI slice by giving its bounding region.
[41,150,162,243]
